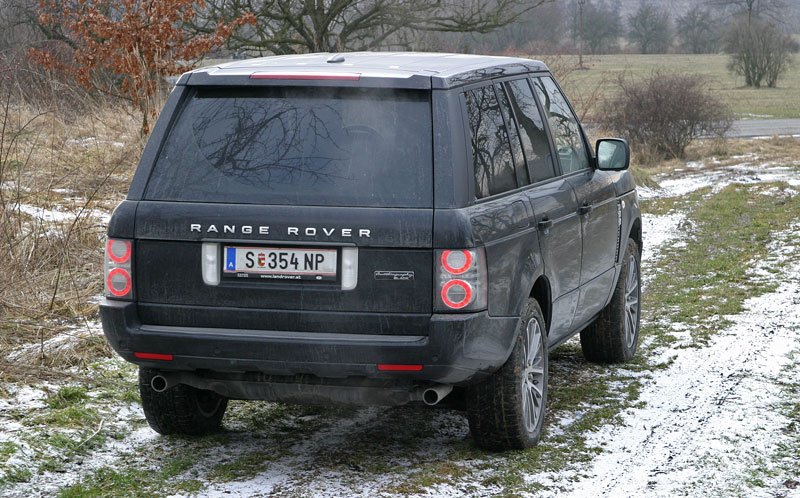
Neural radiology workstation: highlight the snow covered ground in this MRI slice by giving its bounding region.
[567,233,800,497]
[1,154,799,497]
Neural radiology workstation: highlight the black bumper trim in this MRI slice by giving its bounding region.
[139,324,427,345]
[101,299,519,385]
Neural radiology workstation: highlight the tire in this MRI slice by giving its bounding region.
[580,238,641,363]
[138,367,228,435]
[466,299,548,451]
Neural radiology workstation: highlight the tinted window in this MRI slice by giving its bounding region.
[465,86,517,199]
[504,79,556,182]
[495,83,530,187]
[144,87,432,208]
[533,77,589,174]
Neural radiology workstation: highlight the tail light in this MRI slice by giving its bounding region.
[105,238,133,300]
[435,248,487,312]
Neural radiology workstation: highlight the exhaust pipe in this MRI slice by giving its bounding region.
[150,374,170,393]
[422,384,453,406]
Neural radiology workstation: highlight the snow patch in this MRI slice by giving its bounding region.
[565,232,800,497]
[5,321,104,364]
[65,137,125,148]
[642,159,800,200]
[641,212,685,271]
[12,203,111,226]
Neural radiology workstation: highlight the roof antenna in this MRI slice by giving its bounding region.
[327,54,346,63]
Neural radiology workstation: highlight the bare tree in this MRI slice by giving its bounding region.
[627,2,673,54]
[706,0,787,25]
[0,0,41,50]
[676,6,720,54]
[463,2,565,54]
[579,1,623,55]
[724,17,798,88]
[189,0,554,55]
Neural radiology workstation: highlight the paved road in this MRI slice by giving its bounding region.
[729,119,800,137]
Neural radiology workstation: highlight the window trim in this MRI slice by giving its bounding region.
[530,75,594,178]
[493,83,529,189]
[460,73,575,205]
[501,77,559,185]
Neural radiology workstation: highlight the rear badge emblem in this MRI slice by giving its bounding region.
[374,271,415,281]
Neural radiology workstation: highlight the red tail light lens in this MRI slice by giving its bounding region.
[441,279,473,309]
[435,248,487,312]
[441,250,472,275]
[105,238,133,300]
[106,268,132,297]
[107,239,131,264]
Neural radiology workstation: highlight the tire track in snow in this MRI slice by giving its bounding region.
[566,231,800,497]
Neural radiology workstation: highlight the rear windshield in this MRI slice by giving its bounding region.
[144,87,433,208]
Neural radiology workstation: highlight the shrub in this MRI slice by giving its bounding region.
[603,72,733,160]
[723,18,799,88]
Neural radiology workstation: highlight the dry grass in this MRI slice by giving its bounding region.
[0,85,142,370]
[548,54,800,120]
[631,136,800,179]
[685,135,800,163]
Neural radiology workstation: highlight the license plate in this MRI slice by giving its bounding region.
[222,246,337,281]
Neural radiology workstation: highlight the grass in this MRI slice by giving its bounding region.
[550,54,800,120]
[773,348,800,491]
[207,451,276,482]
[642,182,800,348]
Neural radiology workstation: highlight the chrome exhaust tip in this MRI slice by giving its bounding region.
[422,384,454,406]
[150,374,169,393]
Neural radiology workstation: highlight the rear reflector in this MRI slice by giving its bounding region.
[250,72,361,81]
[378,364,423,372]
[134,352,174,361]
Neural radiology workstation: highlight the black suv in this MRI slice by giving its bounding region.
[101,52,642,451]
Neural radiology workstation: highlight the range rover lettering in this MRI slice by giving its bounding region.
[101,52,642,451]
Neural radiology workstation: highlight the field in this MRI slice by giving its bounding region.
[1,55,800,496]
[549,54,800,120]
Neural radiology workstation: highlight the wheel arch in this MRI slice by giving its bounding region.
[529,275,552,336]
[629,216,642,256]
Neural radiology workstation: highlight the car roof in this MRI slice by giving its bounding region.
[184,52,549,90]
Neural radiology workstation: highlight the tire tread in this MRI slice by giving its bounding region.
[139,368,228,435]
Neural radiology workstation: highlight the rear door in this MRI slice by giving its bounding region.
[533,76,619,329]
[504,77,583,341]
[133,86,434,328]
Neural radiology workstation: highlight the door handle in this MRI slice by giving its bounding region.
[579,203,593,216]
[538,218,553,232]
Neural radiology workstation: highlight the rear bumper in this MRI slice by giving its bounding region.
[100,300,519,387]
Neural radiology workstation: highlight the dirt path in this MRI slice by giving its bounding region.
[568,238,800,497]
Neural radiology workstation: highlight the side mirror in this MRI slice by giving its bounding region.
[595,138,630,171]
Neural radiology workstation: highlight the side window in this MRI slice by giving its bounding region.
[494,84,530,187]
[533,77,590,174]
[504,79,557,183]
[465,86,517,199]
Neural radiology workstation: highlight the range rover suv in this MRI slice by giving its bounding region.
[101,52,642,451]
